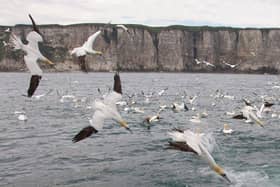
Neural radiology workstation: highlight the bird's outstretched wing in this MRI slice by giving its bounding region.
[113,72,122,94]
[232,114,246,119]
[10,33,23,50]
[183,130,202,155]
[82,30,101,50]
[72,110,105,143]
[72,126,98,143]
[28,14,41,35]
[27,75,42,97]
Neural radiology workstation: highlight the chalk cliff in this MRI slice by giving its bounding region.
[0,24,280,73]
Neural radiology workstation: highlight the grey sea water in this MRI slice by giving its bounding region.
[0,72,280,187]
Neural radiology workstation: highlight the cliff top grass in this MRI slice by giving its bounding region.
[1,23,280,33]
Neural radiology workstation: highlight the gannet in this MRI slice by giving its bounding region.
[72,72,131,143]
[70,30,103,72]
[15,111,28,121]
[222,124,233,134]
[158,88,168,96]
[172,102,188,112]
[116,24,130,34]
[10,14,54,97]
[167,129,231,183]
[202,60,216,67]
[222,61,238,68]
[5,28,11,33]
[194,58,202,65]
[232,105,264,127]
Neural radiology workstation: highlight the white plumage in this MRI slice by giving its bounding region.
[10,31,54,97]
[71,30,102,57]
[116,24,130,33]
[168,129,231,183]
[241,105,264,127]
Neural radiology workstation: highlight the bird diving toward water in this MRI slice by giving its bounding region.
[232,100,264,127]
[167,129,231,183]
[70,30,103,73]
[10,14,54,97]
[72,72,132,143]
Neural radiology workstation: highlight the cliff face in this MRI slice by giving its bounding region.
[1,24,280,73]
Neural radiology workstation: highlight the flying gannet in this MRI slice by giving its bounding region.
[10,14,54,97]
[202,60,216,67]
[167,129,231,183]
[72,72,131,143]
[222,61,238,68]
[116,24,130,34]
[70,30,103,72]
[232,105,264,127]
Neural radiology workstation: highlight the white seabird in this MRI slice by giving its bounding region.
[167,129,231,183]
[172,102,188,112]
[70,30,103,72]
[72,72,131,143]
[194,58,202,64]
[232,105,264,127]
[116,24,130,34]
[158,88,168,96]
[10,14,54,97]
[222,124,233,134]
[202,60,216,67]
[222,61,238,68]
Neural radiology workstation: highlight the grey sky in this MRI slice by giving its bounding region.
[1,0,280,27]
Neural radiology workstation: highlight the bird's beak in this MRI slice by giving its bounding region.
[119,120,132,133]
[96,51,103,56]
[43,59,55,65]
[255,119,264,127]
[221,173,231,183]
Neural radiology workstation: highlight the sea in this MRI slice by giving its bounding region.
[0,72,280,187]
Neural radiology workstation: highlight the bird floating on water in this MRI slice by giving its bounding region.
[72,72,131,143]
[172,102,188,112]
[70,30,103,72]
[223,124,233,134]
[167,129,231,183]
[10,14,54,97]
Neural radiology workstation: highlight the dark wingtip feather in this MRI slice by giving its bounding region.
[27,75,42,97]
[72,126,98,143]
[113,72,122,94]
[28,14,41,35]
[232,114,247,120]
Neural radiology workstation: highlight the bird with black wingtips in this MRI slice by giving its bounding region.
[72,72,131,143]
[167,129,231,183]
[70,30,103,73]
[10,14,54,97]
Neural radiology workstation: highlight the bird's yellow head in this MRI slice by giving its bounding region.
[256,119,264,127]
[213,165,231,183]
[223,124,230,130]
[95,51,103,55]
[119,120,132,133]
[42,58,54,65]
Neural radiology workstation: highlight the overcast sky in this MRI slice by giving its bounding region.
[1,0,280,27]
